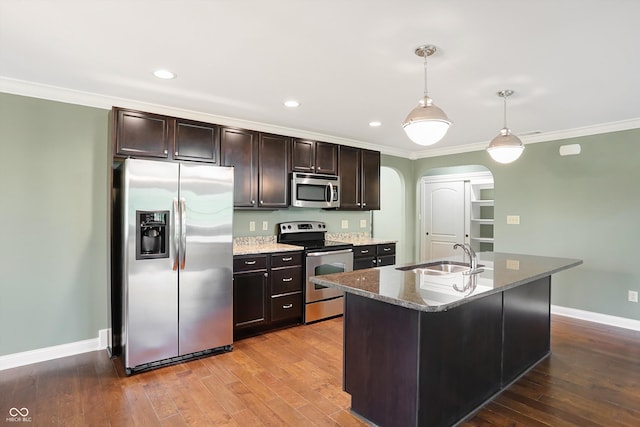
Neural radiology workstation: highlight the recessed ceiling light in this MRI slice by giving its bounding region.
[369,121,382,127]
[284,100,300,108]
[153,69,176,79]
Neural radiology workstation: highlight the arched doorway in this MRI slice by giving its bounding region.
[372,166,406,264]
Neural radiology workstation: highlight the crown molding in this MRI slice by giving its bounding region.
[2,76,637,161]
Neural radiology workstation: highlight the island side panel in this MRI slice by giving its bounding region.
[344,293,421,427]
[417,292,503,427]
[502,276,551,385]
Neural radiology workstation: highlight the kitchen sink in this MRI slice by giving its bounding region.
[396,261,482,275]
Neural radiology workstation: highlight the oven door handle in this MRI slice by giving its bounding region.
[307,248,353,257]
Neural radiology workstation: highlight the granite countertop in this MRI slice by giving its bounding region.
[310,252,582,312]
[326,232,397,246]
[232,236,301,256]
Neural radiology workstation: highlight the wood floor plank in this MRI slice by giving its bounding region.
[1,315,638,426]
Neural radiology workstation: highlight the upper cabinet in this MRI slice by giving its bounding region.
[220,128,290,209]
[291,139,338,175]
[220,127,259,208]
[258,133,290,209]
[113,108,219,163]
[339,147,380,210]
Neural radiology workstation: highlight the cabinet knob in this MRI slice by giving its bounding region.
[357,202,361,206]
[251,200,255,205]
[175,151,179,156]
[163,149,168,155]
[264,272,268,278]
[362,203,366,207]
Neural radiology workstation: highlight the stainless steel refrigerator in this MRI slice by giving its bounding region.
[114,158,233,374]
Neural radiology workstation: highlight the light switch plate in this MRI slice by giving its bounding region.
[249,221,255,232]
[360,219,367,228]
[506,259,520,270]
[262,221,269,231]
[629,290,638,303]
[507,215,520,225]
[341,220,349,229]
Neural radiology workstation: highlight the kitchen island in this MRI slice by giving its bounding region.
[310,252,582,427]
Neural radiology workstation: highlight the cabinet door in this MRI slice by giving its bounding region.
[174,119,219,163]
[259,133,290,208]
[291,139,315,173]
[315,142,338,175]
[115,109,170,158]
[233,271,268,328]
[220,127,258,207]
[339,146,361,209]
[361,149,380,210]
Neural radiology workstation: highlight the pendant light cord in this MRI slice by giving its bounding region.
[423,53,429,97]
[503,95,508,129]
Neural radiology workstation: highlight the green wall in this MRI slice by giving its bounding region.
[0,93,109,356]
[413,130,640,321]
[1,91,637,357]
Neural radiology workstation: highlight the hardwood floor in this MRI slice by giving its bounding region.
[1,315,639,426]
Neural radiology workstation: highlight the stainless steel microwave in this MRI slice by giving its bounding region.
[291,172,340,208]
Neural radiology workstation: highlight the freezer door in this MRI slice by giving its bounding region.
[123,159,179,368]
[178,164,234,354]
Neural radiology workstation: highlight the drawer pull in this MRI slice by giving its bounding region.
[383,247,391,252]
[282,277,293,282]
[244,260,256,265]
[282,304,293,309]
[282,256,293,262]
[361,249,369,254]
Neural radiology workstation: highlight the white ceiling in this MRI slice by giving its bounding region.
[2,0,640,159]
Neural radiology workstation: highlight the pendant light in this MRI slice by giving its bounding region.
[402,45,451,146]
[486,90,524,163]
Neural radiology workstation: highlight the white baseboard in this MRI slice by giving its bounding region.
[2,308,639,372]
[551,305,640,332]
[0,329,110,371]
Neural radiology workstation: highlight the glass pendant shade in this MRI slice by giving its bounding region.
[487,128,525,164]
[402,96,452,146]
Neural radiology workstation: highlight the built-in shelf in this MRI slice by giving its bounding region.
[469,178,494,252]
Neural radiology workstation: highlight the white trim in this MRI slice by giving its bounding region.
[3,76,639,161]
[0,329,109,371]
[551,305,640,332]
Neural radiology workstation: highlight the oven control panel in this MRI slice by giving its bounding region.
[278,221,327,234]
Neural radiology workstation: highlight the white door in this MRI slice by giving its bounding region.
[421,180,466,260]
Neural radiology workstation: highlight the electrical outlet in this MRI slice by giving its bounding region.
[341,220,349,229]
[507,215,520,225]
[360,219,367,228]
[249,221,255,232]
[628,290,638,303]
[262,221,269,231]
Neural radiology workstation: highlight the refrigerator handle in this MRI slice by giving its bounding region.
[172,198,180,271]
[180,198,187,270]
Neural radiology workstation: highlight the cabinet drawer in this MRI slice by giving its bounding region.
[271,267,302,295]
[271,293,303,322]
[271,252,302,268]
[233,255,267,272]
[377,255,396,267]
[354,245,376,258]
[377,243,396,256]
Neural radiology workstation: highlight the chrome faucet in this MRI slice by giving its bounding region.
[453,243,483,275]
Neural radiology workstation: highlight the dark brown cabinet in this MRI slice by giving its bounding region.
[113,108,219,163]
[233,251,303,339]
[233,255,268,332]
[353,243,396,270]
[221,128,289,209]
[258,133,290,209]
[338,147,380,210]
[174,118,219,163]
[291,139,338,175]
[220,127,259,208]
[115,109,171,159]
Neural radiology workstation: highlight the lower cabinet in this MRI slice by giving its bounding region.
[233,251,303,339]
[353,243,396,270]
